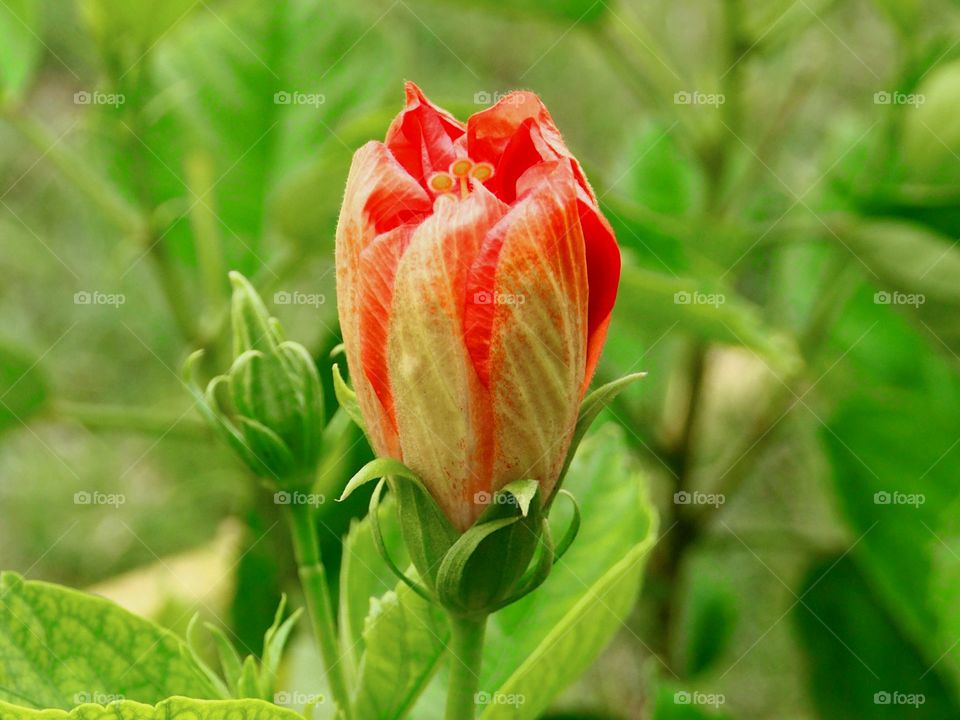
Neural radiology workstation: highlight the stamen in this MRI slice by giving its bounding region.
[428,172,455,193]
[471,162,494,182]
[429,158,495,199]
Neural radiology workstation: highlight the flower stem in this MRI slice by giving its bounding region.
[444,615,488,720]
[286,503,353,720]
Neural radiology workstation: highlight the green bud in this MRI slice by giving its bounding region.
[185,272,324,489]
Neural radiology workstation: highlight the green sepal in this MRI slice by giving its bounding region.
[553,373,646,503]
[435,482,545,617]
[553,489,582,561]
[369,478,435,602]
[332,362,366,432]
[341,457,459,589]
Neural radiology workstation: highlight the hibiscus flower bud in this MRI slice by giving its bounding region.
[336,83,620,531]
[185,272,324,488]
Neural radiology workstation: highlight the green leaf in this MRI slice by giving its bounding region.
[823,317,960,693]
[0,697,305,719]
[339,497,409,675]
[831,218,960,353]
[352,584,449,720]
[795,556,959,719]
[0,0,41,102]
[344,495,448,720]
[0,340,48,435]
[0,572,213,709]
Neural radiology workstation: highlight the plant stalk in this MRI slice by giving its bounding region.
[286,503,353,720]
[444,614,488,720]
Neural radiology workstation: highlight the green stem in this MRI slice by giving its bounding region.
[51,400,210,438]
[445,615,487,720]
[286,504,353,720]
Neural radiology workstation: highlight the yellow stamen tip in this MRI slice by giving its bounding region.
[429,172,455,192]
[450,158,474,177]
[471,162,494,182]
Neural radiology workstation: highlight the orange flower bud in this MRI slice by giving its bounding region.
[336,83,620,530]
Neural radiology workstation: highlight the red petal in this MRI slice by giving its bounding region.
[386,82,466,186]
[358,223,417,434]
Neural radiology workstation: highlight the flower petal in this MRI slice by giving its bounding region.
[386,81,466,187]
[464,161,589,501]
[387,187,509,530]
[336,141,431,456]
[469,96,620,392]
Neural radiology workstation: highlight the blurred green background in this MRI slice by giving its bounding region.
[3,0,960,718]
